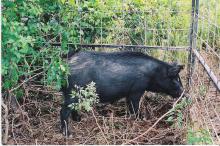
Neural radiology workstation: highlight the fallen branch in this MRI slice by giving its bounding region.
[123,90,185,144]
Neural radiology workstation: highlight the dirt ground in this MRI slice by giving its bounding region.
[2,91,187,145]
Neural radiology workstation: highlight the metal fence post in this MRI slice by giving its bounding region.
[187,0,199,91]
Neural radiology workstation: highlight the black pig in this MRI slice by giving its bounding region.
[60,51,184,135]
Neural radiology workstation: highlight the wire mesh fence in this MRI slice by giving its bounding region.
[62,0,191,48]
[188,0,220,144]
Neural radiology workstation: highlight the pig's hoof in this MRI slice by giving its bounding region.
[62,131,72,138]
[61,128,72,137]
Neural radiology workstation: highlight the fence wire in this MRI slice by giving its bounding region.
[189,0,220,144]
[57,0,191,48]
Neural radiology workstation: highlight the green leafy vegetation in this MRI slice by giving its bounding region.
[187,128,213,144]
[68,82,99,112]
[199,85,208,97]
[2,0,70,94]
[166,97,192,128]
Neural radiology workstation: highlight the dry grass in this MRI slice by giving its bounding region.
[2,91,187,145]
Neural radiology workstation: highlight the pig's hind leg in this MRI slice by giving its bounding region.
[127,92,144,119]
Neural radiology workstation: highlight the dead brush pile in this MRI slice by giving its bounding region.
[2,91,187,145]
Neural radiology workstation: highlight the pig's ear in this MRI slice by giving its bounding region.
[168,64,184,77]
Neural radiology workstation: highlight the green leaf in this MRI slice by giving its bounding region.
[3,80,12,89]
[166,116,174,123]
[60,64,66,72]
[60,0,66,4]
[19,47,29,54]
[69,0,75,6]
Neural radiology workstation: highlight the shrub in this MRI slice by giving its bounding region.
[68,82,99,112]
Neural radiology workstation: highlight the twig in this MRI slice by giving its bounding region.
[123,90,185,144]
[9,71,44,93]
[27,87,62,96]
[91,109,109,144]
[42,120,58,138]
[12,117,18,145]
[2,101,9,144]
